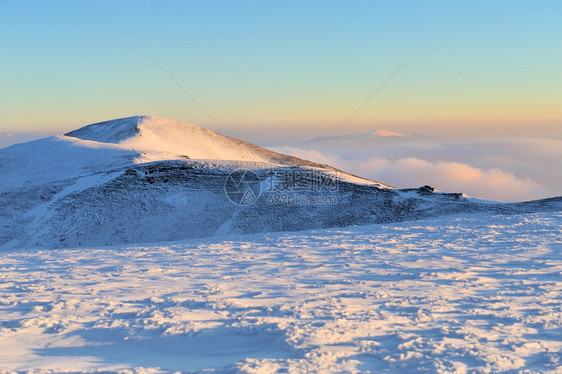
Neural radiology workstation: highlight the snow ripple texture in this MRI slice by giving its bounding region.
[0,212,561,373]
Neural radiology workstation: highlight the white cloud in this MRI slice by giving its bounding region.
[368,157,550,202]
[272,146,557,202]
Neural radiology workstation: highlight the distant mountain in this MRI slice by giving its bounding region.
[294,128,433,150]
[0,116,560,250]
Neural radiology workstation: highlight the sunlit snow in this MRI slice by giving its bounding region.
[1,213,560,372]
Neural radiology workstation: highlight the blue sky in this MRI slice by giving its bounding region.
[1,0,561,136]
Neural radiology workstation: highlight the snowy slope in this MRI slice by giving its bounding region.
[1,116,561,250]
[66,115,282,164]
[64,115,384,180]
[0,115,383,192]
[0,136,136,192]
[0,212,560,372]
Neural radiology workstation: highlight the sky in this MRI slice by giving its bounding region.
[1,0,561,137]
[1,1,561,201]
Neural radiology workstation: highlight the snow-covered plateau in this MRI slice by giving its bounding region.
[0,212,560,373]
[1,116,561,373]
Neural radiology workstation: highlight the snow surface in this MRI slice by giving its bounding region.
[0,115,388,193]
[1,115,561,372]
[1,212,560,373]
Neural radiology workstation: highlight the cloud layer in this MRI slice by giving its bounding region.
[272,135,561,202]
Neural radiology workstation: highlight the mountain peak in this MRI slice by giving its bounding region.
[64,115,258,161]
[0,115,390,192]
[367,129,409,138]
[65,115,145,144]
[64,115,203,144]
[62,115,331,168]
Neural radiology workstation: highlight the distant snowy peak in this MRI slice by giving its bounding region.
[368,129,410,138]
[339,129,412,143]
[295,128,430,149]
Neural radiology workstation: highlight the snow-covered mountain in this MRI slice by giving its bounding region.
[0,116,382,192]
[65,115,325,165]
[0,115,560,250]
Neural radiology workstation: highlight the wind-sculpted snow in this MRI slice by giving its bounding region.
[62,115,372,178]
[0,212,560,372]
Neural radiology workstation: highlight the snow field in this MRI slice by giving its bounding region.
[0,212,560,373]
